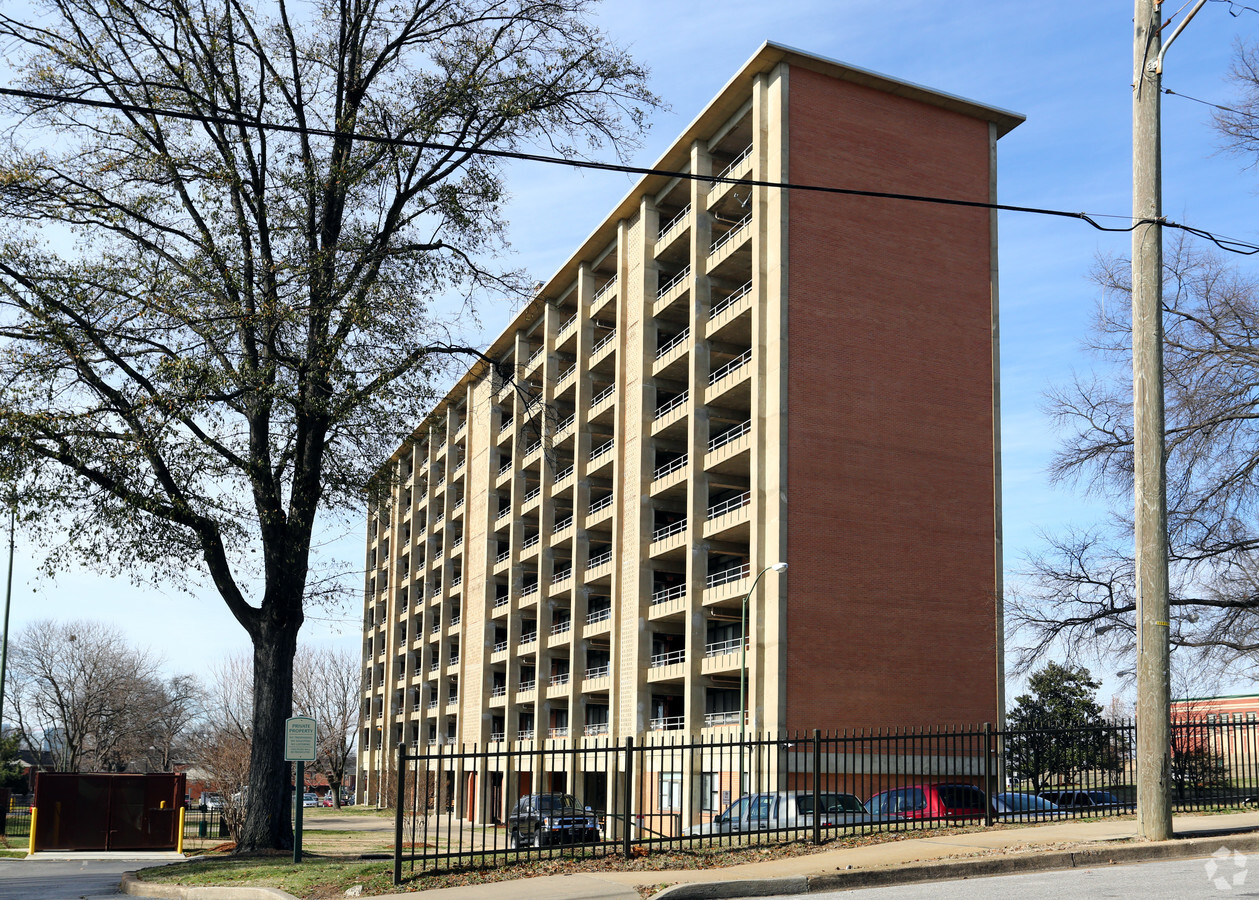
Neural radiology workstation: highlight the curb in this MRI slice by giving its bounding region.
[650,832,1259,899]
[120,872,300,900]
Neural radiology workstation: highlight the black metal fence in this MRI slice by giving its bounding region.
[390,717,1259,882]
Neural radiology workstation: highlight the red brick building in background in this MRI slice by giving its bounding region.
[358,43,1023,812]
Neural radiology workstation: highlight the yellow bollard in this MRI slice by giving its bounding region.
[27,807,35,855]
[177,806,185,854]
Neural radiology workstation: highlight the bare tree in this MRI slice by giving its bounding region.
[1010,238,1259,677]
[192,655,254,840]
[7,619,178,772]
[0,0,657,851]
[293,646,357,808]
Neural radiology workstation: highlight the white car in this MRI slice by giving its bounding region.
[683,792,883,836]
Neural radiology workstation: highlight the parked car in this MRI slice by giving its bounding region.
[319,796,334,807]
[866,783,987,821]
[683,791,883,836]
[507,793,600,848]
[199,792,224,811]
[1037,790,1129,811]
[991,792,1068,821]
[302,792,319,807]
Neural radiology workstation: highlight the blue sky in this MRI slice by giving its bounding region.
[7,1,1259,707]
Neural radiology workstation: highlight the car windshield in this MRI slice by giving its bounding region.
[797,793,866,814]
[937,785,985,810]
[535,794,581,811]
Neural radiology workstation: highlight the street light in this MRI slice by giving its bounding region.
[738,561,787,794]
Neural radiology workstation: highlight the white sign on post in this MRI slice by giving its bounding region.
[285,716,317,762]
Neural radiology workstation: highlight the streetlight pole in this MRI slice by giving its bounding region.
[1131,0,1207,843]
[0,505,14,728]
[738,561,787,796]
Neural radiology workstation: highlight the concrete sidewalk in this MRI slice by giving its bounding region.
[370,812,1259,900]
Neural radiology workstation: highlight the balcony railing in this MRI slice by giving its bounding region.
[657,265,691,299]
[491,684,507,698]
[650,649,686,668]
[500,413,514,430]
[558,363,577,383]
[556,464,574,482]
[593,276,618,303]
[427,698,439,709]
[707,564,750,588]
[558,311,578,336]
[518,680,536,692]
[652,519,687,542]
[585,664,610,679]
[448,655,459,666]
[550,618,571,635]
[592,383,615,406]
[587,549,612,568]
[493,595,510,609]
[712,143,753,185]
[589,494,614,515]
[651,583,686,605]
[552,568,572,585]
[449,615,460,627]
[705,636,748,657]
[553,516,573,534]
[490,732,506,741]
[549,672,570,687]
[656,327,690,360]
[710,212,751,255]
[522,535,540,552]
[523,486,541,504]
[496,507,511,522]
[710,280,753,319]
[493,640,508,653]
[586,606,612,625]
[709,419,752,453]
[592,330,617,354]
[526,347,544,368]
[584,722,609,736]
[496,548,511,564]
[704,710,745,727]
[521,632,538,645]
[650,715,685,731]
[653,454,688,480]
[709,349,752,385]
[654,390,688,419]
[549,726,570,738]
[555,413,575,432]
[521,583,539,598]
[658,203,690,239]
[590,438,614,461]
[523,439,542,457]
[498,461,513,477]
[708,491,751,519]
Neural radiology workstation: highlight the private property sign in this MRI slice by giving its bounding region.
[285,716,317,762]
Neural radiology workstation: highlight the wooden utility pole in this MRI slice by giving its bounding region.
[1133,0,1172,842]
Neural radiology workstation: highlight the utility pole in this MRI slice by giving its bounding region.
[1132,0,1207,842]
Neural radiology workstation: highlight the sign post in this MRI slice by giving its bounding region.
[285,716,317,864]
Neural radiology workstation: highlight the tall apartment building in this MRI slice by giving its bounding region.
[358,42,1023,808]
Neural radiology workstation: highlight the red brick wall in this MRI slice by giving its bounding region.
[784,65,999,731]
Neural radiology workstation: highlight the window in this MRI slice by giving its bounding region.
[701,773,720,812]
[1248,712,1257,723]
[659,772,683,811]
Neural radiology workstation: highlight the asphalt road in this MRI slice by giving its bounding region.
[794,854,1259,898]
[0,857,179,900]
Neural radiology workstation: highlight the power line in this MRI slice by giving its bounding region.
[2,84,1259,254]
[1209,0,1259,16]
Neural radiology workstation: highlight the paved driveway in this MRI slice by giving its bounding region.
[0,856,180,900]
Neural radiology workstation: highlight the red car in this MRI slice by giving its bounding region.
[866,783,987,821]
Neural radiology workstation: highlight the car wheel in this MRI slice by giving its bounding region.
[509,830,526,850]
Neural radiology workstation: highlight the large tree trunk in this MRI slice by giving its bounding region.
[236,609,300,852]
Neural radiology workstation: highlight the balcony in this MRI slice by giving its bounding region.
[588,494,614,517]
[555,464,574,484]
[650,648,686,669]
[709,420,751,453]
[586,606,612,626]
[658,203,690,241]
[549,672,570,687]
[523,486,541,505]
[518,679,537,692]
[654,390,688,422]
[491,684,507,698]
[496,548,511,565]
[553,516,573,535]
[705,636,746,657]
[550,618,572,636]
[493,640,508,654]
[707,564,749,589]
[520,632,538,647]
[710,211,751,257]
[709,144,753,202]
[558,311,578,338]
[709,349,752,388]
[593,275,618,309]
[591,383,615,407]
[584,664,610,680]
[657,266,690,301]
[704,710,745,727]
[549,726,570,738]
[522,534,540,552]
[652,583,686,606]
[707,490,750,520]
[652,519,687,543]
[655,327,690,362]
[649,715,685,731]
[710,280,753,321]
[592,330,617,356]
[584,723,609,736]
[587,549,613,569]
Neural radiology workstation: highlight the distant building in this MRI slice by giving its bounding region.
[357,42,1022,816]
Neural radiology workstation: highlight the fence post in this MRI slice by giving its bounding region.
[623,736,634,859]
[983,723,994,828]
[812,729,822,845]
[393,742,406,885]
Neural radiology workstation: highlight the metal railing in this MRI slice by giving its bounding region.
[707,491,751,519]
[710,212,751,255]
[553,516,573,534]
[655,390,688,419]
[709,349,752,385]
[651,583,686,605]
[650,649,686,668]
[586,606,612,625]
[709,420,751,453]
[558,312,578,336]
[593,330,617,354]
[712,143,753,184]
[493,641,508,653]
[587,549,613,568]
[653,454,687,480]
[658,204,691,239]
[592,383,615,405]
[552,568,572,585]
[704,636,747,657]
[707,565,750,588]
[656,327,691,360]
[657,266,691,299]
[591,438,615,461]
[549,672,570,687]
[585,664,611,679]
[589,494,614,515]
[652,519,687,542]
[550,618,571,636]
[710,280,753,319]
[593,276,618,303]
